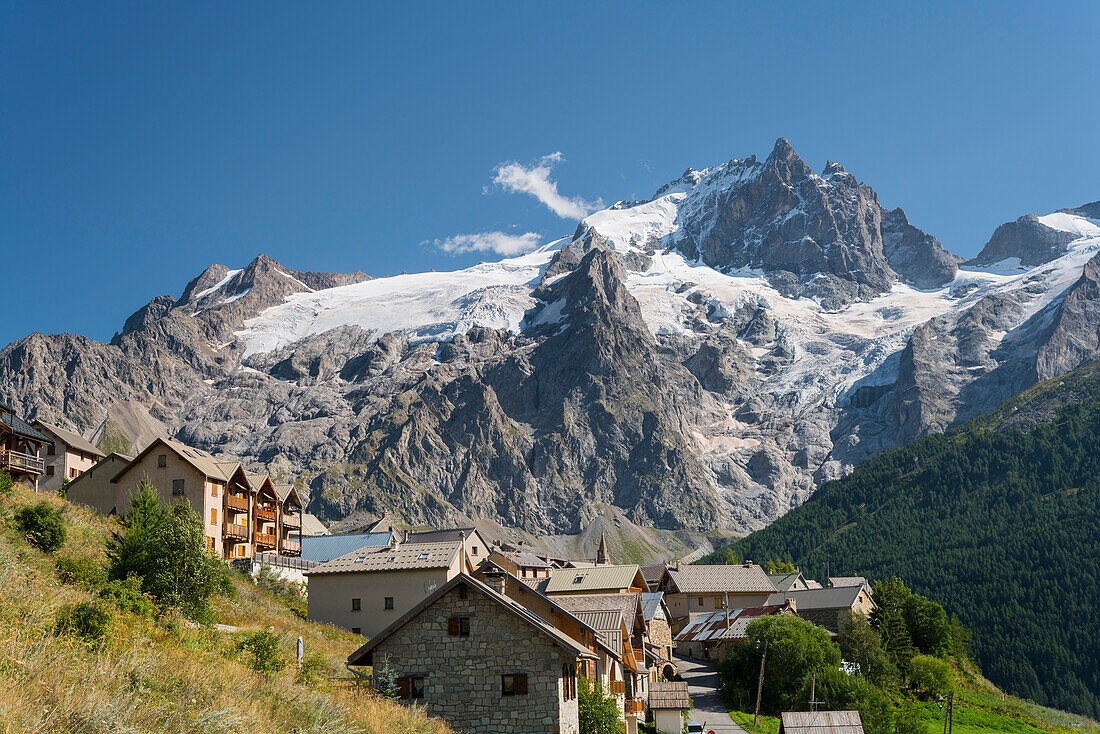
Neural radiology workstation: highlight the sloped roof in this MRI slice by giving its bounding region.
[493,548,552,568]
[299,531,393,562]
[405,527,482,544]
[551,592,641,622]
[0,407,51,444]
[306,540,461,575]
[640,592,666,621]
[640,563,667,589]
[666,564,777,594]
[347,574,597,667]
[828,576,870,590]
[300,513,330,536]
[545,565,642,594]
[32,421,105,458]
[769,572,807,592]
[767,586,867,611]
[163,439,237,481]
[273,483,298,503]
[649,681,690,710]
[674,605,790,643]
[779,710,864,734]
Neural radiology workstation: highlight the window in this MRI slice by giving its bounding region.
[447,617,470,636]
[172,479,185,495]
[715,597,722,609]
[384,596,394,610]
[352,627,361,635]
[351,598,361,611]
[210,482,219,497]
[206,536,214,551]
[458,585,467,600]
[397,676,425,700]
[47,444,55,456]
[210,508,217,525]
[417,552,430,560]
[573,576,584,584]
[562,663,577,700]
[69,468,77,478]
[157,454,167,468]
[501,674,528,696]
[471,546,478,555]
[45,466,54,477]
[697,597,704,607]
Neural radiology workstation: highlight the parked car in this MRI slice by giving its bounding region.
[686,722,704,734]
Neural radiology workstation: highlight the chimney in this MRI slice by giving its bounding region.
[404,529,410,543]
[675,561,682,571]
[390,533,400,550]
[483,569,507,597]
[743,560,753,568]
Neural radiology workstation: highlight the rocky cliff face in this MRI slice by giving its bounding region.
[2,143,1099,536]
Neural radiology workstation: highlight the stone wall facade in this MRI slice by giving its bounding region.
[373,584,580,734]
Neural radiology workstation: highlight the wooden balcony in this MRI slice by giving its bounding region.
[254,531,277,548]
[624,698,645,716]
[281,513,301,528]
[1,450,44,475]
[224,523,249,540]
[255,506,276,522]
[281,539,301,555]
[226,494,249,512]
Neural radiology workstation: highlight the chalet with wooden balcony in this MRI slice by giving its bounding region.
[0,404,49,490]
[100,437,301,561]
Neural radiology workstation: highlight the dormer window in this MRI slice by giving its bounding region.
[573,576,584,584]
[418,552,430,560]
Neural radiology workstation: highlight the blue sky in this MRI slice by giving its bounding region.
[2,1,1098,347]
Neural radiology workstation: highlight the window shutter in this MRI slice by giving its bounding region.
[448,617,459,636]
[516,674,528,695]
[397,677,410,699]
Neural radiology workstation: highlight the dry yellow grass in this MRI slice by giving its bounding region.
[0,484,454,734]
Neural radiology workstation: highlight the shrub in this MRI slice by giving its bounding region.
[578,677,622,734]
[238,630,286,677]
[99,575,157,618]
[106,480,230,621]
[56,600,113,642]
[55,554,107,589]
[296,652,330,685]
[895,703,925,734]
[0,471,13,497]
[15,501,67,552]
[908,654,954,698]
[810,666,893,734]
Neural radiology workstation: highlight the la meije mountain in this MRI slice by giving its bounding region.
[3,139,1099,537]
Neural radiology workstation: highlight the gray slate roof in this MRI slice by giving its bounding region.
[640,592,666,621]
[779,710,864,734]
[649,681,690,710]
[299,531,396,563]
[640,563,667,588]
[828,576,870,590]
[33,421,105,458]
[306,540,461,575]
[768,572,807,592]
[766,585,867,611]
[0,407,51,444]
[666,564,777,594]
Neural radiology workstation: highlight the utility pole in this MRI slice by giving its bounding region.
[942,691,953,734]
[754,640,768,726]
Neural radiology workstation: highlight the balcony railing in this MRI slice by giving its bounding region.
[1,450,44,475]
[226,494,249,512]
[255,506,276,522]
[254,531,277,548]
[624,698,645,716]
[282,513,301,528]
[225,523,249,540]
[281,539,301,555]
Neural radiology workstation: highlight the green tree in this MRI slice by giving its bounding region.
[870,578,916,674]
[808,667,894,734]
[764,559,798,574]
[578,678,622,734]
[838,611,897,687]
[374,654,400,700]
[106,479,229,621]
[908,655,954,698]
[716,614,841,714]
[58,477,70,499]
[903,594,951,658]
[15,501,67,552]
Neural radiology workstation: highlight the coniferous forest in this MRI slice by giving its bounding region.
[703,363,1100,718]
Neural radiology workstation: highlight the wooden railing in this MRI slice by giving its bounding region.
[610,680,625,695]
[226,494,249,512]
[225,523,249,540]
[282,513,301,528]
[1,450,44,474]
[281,539,301,554]
[624,698,645,716]
[254,531,277,548]
[255,506,277,522]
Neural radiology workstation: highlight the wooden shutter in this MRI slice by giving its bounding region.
[515,673,528,695]
[397,677,410,699]
[448,617,459,636]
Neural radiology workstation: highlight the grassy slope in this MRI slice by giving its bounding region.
[0,485,453,734]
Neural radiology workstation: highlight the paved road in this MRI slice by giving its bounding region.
[674,654,748,734]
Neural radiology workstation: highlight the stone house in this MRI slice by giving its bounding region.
[31,420,104,493]
[306,537,472,639]
[657,561,777,631]
[347,573,596,734]
[0,404,50,490]
[674,602,795,659]
[640,591,676,678]
[766,584,876,636]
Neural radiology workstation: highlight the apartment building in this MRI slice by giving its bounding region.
[32,420,105,494]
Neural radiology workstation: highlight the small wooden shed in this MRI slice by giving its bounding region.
[648,681,690,734]
[778,710,865,734]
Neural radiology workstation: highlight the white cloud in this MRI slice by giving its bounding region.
[430,231,542,256]
[493,152,601,220]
